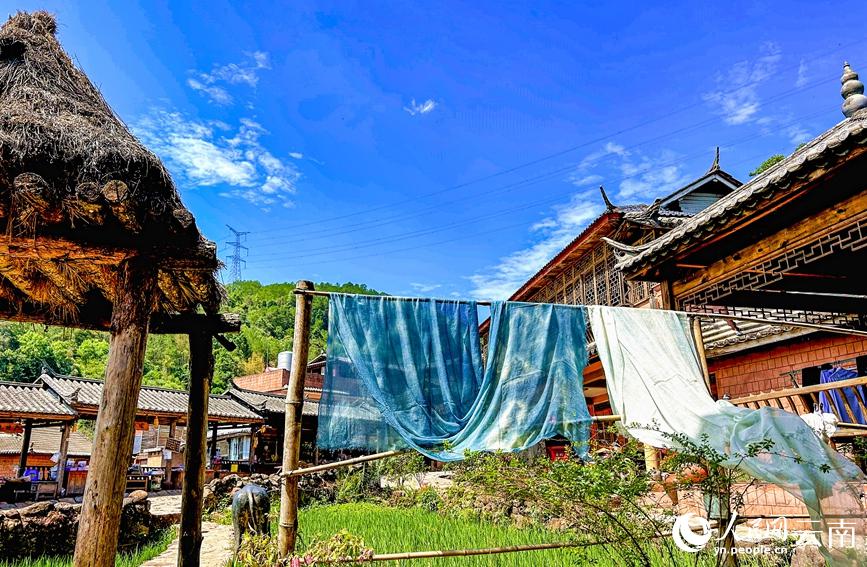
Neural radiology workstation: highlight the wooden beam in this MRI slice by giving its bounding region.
[17,419,32,476]
[712,289,867,315]
[673,186,867,298]
[166,418,178,488]
[73,258,157,567]
[56,423,71,498]
[691,317,712,396]
[278,281,314,558]
[178,332,214,567]
[209,422,218,463]
[730,375,867,404]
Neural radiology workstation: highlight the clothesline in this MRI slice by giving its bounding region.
[293,288,867,338]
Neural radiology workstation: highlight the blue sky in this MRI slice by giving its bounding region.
[13,1,867,298]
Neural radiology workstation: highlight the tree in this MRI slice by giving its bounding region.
[749,154,784,177]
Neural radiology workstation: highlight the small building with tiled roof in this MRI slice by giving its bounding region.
[38,373,262,424]
[0,427,92,478]
[0,381,76,422]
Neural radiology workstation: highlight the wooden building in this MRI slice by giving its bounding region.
[611,62,867,432]
[490,153,740,415]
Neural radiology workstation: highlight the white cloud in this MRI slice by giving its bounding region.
[703,42,782,125]
[188,51,271,105]
[288,152,304,159]
[134,109,300,209]
[409,283,443,293]
[467,192,602,300]
[403,98,438,116]
[467,142,690,299]
[786,124,811,145]
[796,59,808,88]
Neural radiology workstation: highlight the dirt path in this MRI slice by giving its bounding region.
[141,521,233,567]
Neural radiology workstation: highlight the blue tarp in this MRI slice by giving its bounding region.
[317,295,591,461]
[819,366,867,424]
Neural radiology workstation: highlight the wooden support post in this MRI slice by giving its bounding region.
[210,422,218,463]
[248,424,257,471]
[643,444,659,472]
[658,279,676,310]
[55,423,71,497]
[278,280,314,558]
[17,419,32,476]
[73,259,156,567]
[178,332,214,567]
[166,418,178,488]
[691,317,713,396]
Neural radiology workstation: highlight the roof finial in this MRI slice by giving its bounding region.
[599,186,615,211]
[707,146,720,173]
[841,61,867,117]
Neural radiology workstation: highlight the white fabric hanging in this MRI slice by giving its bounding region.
[588,306,866,563]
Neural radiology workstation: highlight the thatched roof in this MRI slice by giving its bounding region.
[0,11,222,327]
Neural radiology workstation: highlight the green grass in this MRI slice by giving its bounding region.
[288,503,784,566]
[0,527,177,567]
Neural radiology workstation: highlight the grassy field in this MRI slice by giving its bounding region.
[0,527,176,567]
[288,503,780,566]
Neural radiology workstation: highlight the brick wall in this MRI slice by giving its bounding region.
[233,369,289,393]
[708,334,867,399]
[0,454,54,477]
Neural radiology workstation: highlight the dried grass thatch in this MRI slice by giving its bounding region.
[0,11,222,326]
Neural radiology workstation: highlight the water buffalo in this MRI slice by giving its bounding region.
[231,483,271,559]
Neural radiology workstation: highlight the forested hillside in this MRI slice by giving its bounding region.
[0,281,384,393]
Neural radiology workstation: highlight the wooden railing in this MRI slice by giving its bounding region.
[730,375,867,430]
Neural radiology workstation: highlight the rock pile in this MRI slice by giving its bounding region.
[203,471,337,512]
[0,490,170,560]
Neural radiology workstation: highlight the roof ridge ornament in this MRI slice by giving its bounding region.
[599,186,616,211]
[841,61,867,117]
[707,147,720,174]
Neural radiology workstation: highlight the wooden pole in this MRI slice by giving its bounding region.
[210,422,218,463]
[691,317,713,396]
[166,418,177,488]
[17,419,32,476]
[73,258,157,567]
[55,423,71,497]
[278,280,314,558]
[178,332,213,567]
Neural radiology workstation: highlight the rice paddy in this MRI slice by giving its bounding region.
[290,503,782,566]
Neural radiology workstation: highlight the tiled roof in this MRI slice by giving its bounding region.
[616,112,867,274]
[39,374,263,423]
[0,381,75,420]
[228,385,320,417]
[0,426,92,456]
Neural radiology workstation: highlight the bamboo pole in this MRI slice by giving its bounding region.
[281,450,405,478]
[319,540,607,563]
[177,332,213,567]
[278,280,314,558]
[74,258,157,567]
[293,289,867,339]
[282,416,623,479]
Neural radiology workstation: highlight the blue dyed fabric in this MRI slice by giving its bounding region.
[819,367,866,424]
[317,295,591,461]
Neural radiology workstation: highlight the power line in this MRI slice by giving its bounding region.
[225,225,251,282]
[243,107,835,263]
[246,38,866,238]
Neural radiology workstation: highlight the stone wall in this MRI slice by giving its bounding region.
[0,490,170,560]
[203,471,336,512]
